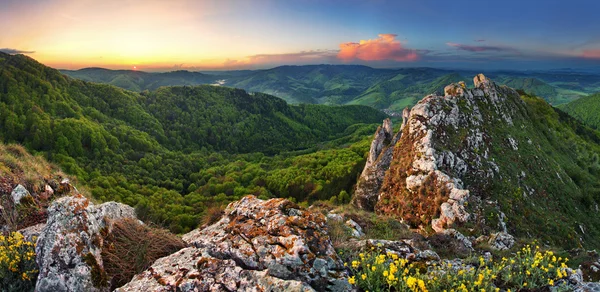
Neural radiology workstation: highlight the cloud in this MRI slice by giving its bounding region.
[475,39,486,42]
[247,50,338,63]
[582,49,600,59]
[0,48,35,54]
[337,34,419,62]
[446,42,516,52]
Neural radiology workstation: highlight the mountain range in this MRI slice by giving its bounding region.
[62,65,600,109]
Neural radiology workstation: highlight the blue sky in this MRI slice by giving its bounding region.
[1,0,599,70]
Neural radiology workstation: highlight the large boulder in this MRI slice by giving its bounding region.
[35,194,136,292]
[352,118,401,210]
[118,195,349,292]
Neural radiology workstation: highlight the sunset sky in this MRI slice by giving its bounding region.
[2,0,600,71]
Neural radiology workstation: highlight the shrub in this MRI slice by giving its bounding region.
[345,244,572,292]
[0,232,38,292]
[101,218,187,290]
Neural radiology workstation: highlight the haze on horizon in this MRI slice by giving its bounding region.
[2,0,600,72]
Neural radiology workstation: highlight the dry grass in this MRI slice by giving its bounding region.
[377,126,450,229]
[101,218,187,290]
[0,144,73,232]
[0,144,67,191]
[200,204,225,228]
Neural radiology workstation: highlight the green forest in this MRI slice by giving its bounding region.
[0,52,388,233]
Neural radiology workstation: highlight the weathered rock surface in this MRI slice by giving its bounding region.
[35,194,136,292]
[487,231,515,250]
[11,184,31,204]
[119,196,349,292]
[17,222,46,242]
[352,118,401,211]
[377,74,524,240]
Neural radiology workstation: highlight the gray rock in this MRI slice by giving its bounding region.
[17,222,46,242]
[488,231,515,250]
[122,196,349,291]
[35,194,136,292]
[377,74,527,235]
[352,118,399,211]
[345,219,364,238]
[11,184,30,204]
[441,229,474,251]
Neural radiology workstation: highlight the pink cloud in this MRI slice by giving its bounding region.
[582,49,600,59]
[337,34,419,62]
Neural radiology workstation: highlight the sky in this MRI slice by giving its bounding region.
[2,0,600,71]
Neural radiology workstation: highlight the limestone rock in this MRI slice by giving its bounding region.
[352,118,400,210]
[121,196,349,291]
[11,184,31,205]
[378,74,525,235]
[17,222,46,242]
[345,219,364,238]
[487,231,515,250]
[35,194,136,292]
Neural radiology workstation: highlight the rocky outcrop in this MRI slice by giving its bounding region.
[376,74,528,239]
[119,196,349,292]
[352,118,401,210]
[35,194,136,292]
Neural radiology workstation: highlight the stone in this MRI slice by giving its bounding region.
[122,196,349,291]
[345,219,365,238]
[11,184,30,205]
[441,229,473,251]
[352,118,399,211]
[377,74,527,235]
[35,194,137,292]
[473,73,490,88]
[488,231,515,250]
[17,222,46,242]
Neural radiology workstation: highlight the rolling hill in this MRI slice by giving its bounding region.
[61,65,600,109]
[559,92,600,130]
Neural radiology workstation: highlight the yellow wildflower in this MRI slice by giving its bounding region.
[348,276,355,285]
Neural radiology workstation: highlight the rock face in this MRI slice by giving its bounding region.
[352,118,401,210]
[119,196,349,292]
[35,194,136,292]
[372,74,530,238]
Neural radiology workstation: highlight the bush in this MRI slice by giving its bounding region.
[100,218,187,290]
[0,232,38,292]
[345,244,572,292]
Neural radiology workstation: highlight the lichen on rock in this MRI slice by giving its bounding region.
[119,195,349,291]
[373,74,525,241]
[35,194,136,292]
[352,118,401,211]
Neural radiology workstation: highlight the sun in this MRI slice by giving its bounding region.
[133,66,137,70]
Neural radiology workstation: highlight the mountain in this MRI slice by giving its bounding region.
[355,74,600,249]
[62,65,600,109]
[60,68,221,92]
[559,92,600,130]
[0,52,387,232]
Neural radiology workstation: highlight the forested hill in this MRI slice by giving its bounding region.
[559,92,600,130]
[0,52,386,155]
[0,52,387,232]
